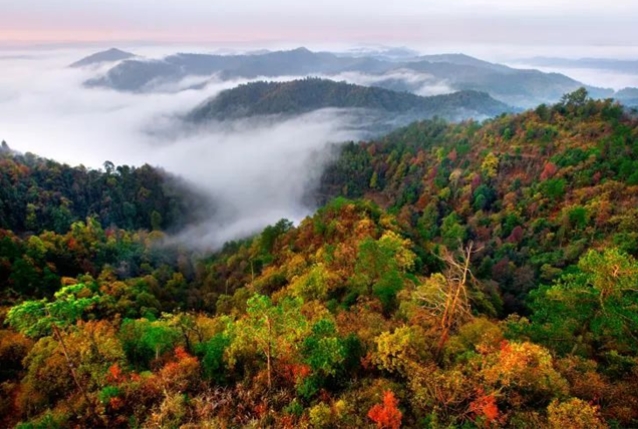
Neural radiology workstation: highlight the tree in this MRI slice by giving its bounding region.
[370,171,379,189]
[355,231,415,312]
[547,398,607,429]
[298,318,352,398]
[150,210,162,231]
[417,202,439,241]
[261,219,293,256]
[7,284,101,421]
[368,390,402,429]
[440,213,467,248]
[103,161,115,175]
[561,87,589,108]
[413,243,480,358]
[7,283,100,339]
[479,341,568,407]
[228,294,308,389]
[481,152,499,179]
[197,333,230,383]
[119,318,181,368]
[373,326,421,376]
[528,248,638,356]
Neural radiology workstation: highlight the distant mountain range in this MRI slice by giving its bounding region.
[188,78,515,125]
[78,47,624,108]
[70,48,136,68]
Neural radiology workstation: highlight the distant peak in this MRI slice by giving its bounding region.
[105,48,128,54]
[289,47,313,54]
[70,48,136,68]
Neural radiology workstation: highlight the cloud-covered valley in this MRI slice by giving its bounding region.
[3,46,638,249]
[0,49,365,248]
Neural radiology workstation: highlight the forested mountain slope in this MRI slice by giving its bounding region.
[0,148,208,234]
[318,89,638,312]
[1,90,638,428]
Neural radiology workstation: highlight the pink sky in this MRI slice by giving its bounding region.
[1,0,637,46]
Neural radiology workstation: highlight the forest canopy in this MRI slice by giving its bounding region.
[0,90,636,428]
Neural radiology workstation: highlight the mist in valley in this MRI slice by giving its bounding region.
[2,44,638,249]
[0,49,371,249]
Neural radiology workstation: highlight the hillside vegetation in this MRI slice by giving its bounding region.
[1,90,637,428]
[0,149,207,235]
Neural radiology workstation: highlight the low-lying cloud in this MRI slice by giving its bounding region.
[508,63,638,92]
[0,48,364,249]
[326,70,454,96]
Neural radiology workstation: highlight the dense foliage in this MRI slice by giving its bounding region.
[1,91,637,428]
[0,147,208,234]
[318,90,637,312]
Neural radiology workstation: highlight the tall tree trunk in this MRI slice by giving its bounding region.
[266,316,272,391]
[435,243,475,360]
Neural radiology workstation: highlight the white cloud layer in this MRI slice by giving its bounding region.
[0,49,363,248]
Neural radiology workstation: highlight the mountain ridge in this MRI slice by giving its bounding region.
[81,47,616,107]
[187,78,515,124]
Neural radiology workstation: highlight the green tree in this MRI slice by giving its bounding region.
[150,210,162,231]
[227,294,308,389]
[561,87,589,108]
[119,318,181,368]
[355,232,415,312]
[441,213,467,248]
[528,248,638,356]
[7,284,102,421]
[7,284,100,338]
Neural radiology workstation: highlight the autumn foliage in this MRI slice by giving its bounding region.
[1,92,638,427]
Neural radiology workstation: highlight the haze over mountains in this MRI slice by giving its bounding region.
[78,47,629,108]
[521,56,638,74]
[4,32,638,429]
[3,83,638,428]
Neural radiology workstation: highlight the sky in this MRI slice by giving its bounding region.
[1,0,638,46]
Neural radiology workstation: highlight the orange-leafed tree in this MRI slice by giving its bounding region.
[368,390,402,429]
[469,389,500,427]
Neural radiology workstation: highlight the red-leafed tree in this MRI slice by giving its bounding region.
[368,390,402,429]
[469,389,500,426]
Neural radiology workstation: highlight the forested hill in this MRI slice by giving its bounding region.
[188,78,514,122]
[0,148,207,234]
[318,89,638,311]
